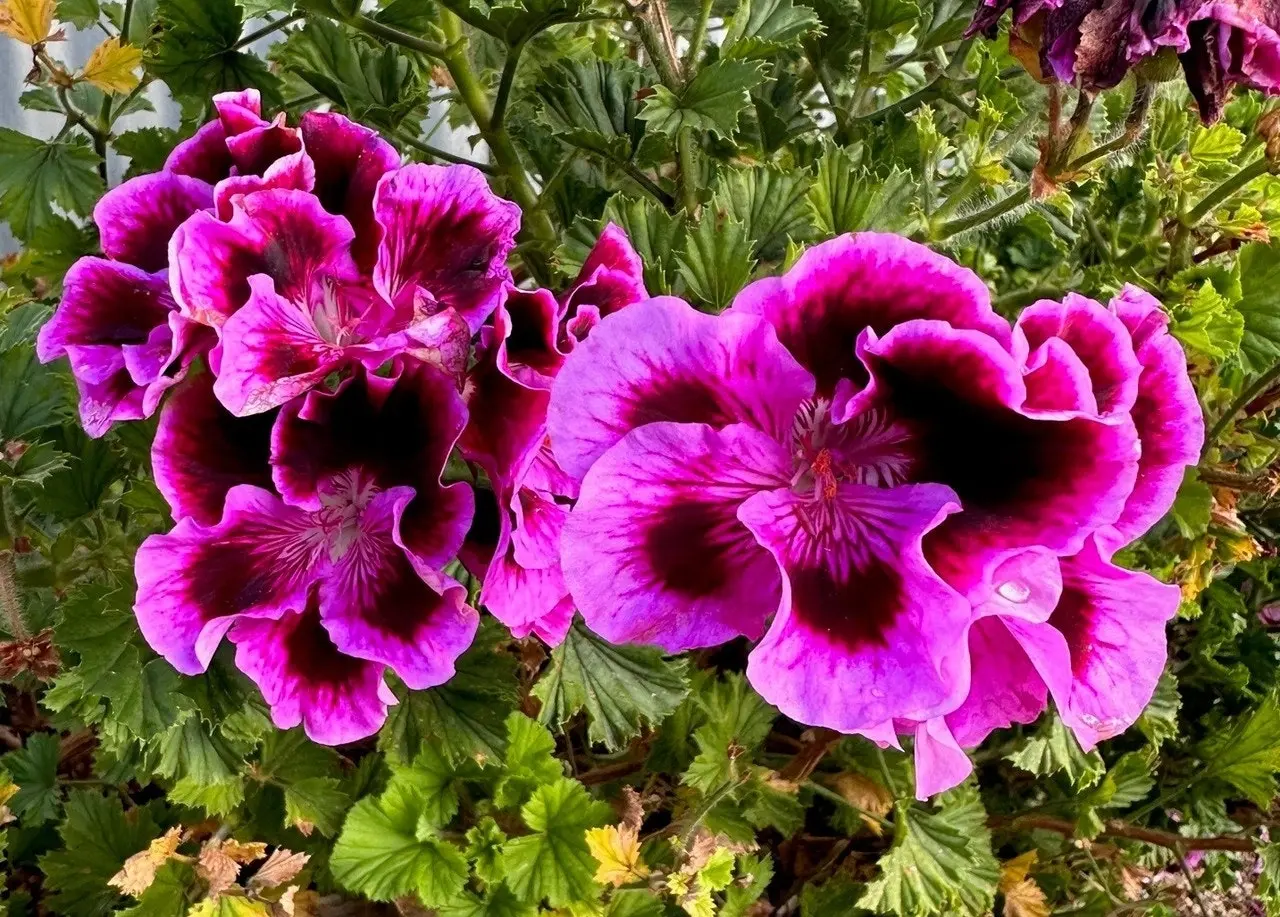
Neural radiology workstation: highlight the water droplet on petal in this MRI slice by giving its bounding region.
[997,580,1031,603]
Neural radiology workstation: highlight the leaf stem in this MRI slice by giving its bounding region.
[1204,360,1280,453]
[1183,155,1274,227]
[392,129,498,173]
[490,39,526,133]
[686,0,713,75]
[234,10,305,49]
[344,12,450,57]
[806,781,894,832]
[935,185,1030,239]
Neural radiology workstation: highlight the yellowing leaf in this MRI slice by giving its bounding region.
[0,0,53,44]
[81,37,142,93]
[830,772,893,835]
[1000,852,1049,917]
[108,827,184,897]
[585,824,649,887]
[0,779,17,825]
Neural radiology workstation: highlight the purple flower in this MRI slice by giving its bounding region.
[135,360,476,742]
[459,225,649,645]
[548,233,1201,796]
[968,0,1280,121]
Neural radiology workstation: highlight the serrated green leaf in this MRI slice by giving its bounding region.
[858,786,999,917]
[1,733,61,824]
[1170,280,1243,359]
[439,886,537,917]
[465,817,508,884]
[284,777,351,837]
[677,214,756,311]
[39,793,164,917]
[1170,470,1213,539]
[380,619,519,765]
[274,20,427,130]
[113,128,185,179]
[496,714,563,809]
[1189,123,1246,162]
[498,777,612,908]
[1138,671,1181,746]
[168,776,244,815]
[149,0,283,105]
[713,166,814,262]
[723,0,821,58]
[331,795,469,906]
[536,59,646,162]
[57,0,101,28]
[684,674,776,793]
[0,344,68,443]
[0,130,103,243]
[1198,691,1280,806]
[808,145,918,236]
[533,620,690,751]
[383,743,468,831]
[640,60,765,140]
[1006,712,1104,791]
[118,862,194,917]
[1236,241,1280,373]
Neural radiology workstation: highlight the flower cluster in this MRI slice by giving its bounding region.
[549,233,1203,796]
[37,89,645,744]
[41,92,1203,792]
[969,0,1280,122]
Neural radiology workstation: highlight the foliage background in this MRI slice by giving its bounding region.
[3,0,1280,914]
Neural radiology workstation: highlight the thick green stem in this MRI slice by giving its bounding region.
[677,129,698,215]
[491,38,526,133]
[934,185,1030,239]
[1184,156,1273,227]
[1203,360,1280,454]
[686,0,713,75]
[235,10,305,49]
[439,13,554,281]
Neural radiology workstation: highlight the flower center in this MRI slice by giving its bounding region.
[790,399,916,499]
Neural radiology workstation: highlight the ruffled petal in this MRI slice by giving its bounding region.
[548,297,815,484]
[481,499,575,645]
[911,718,976,800]
[563,422,791,652]
[165,121,234,183]
[318,486,479,688]
[226,115,303,177]
[1011,538,1179,749]
[230,604,394,745]
[856,320,1140,581]
[170,189,357,327]
[944,617,1049,747]
[729,233,1010,406]
[373,164,520,331]
[214,151,316,221]
[94,172,213,272]
[301,111,401,271]
[741,482,969,731]
[213,273,395,416]
[1016,294,1142,417]
[563,222,649,325]
[272,361,473,571]
[461,347,550,491]
[1098,285,1204,551]
[133,484,325,675]
[37,258,180,436]
[497,286,565,390]
[153,371,275,525]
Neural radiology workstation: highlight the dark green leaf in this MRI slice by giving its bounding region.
[1,733,61,824]
[149,0,283,105]
[640,60,765,140]
[0,130,103,243]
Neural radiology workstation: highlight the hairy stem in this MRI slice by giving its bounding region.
[1204,360,1280,453]
[1184,155,1273,227]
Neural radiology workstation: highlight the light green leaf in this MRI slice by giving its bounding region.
[677,214,756,312]
[168,776,245,816]
[858,786,999,917]
[284,778,351,837]
[533,620,690,751]
[684,674,777,793]
[640,60,766,140]
[331,796,469,906]
[1138,671,1181,747]
[1189,123,1246,163]
[465,817,508,884]
[0,130,103,243]
[808,145,918,236]
[496,714,563,809]
[118,862,195,917]
[723,0,821,59]
[713,166,814,262]
[1005,712,1104,791]
[1170,470,1213,540]
[1236,242,1280,373]
[1169,280,1243,359]
[1198,691,1280,807]
[498,777,612,908]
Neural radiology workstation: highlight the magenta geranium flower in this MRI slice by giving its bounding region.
[460,225,648,644]
[548,233,1201,796]
[135,360,477,743]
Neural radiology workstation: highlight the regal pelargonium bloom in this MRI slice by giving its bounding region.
[968,0,1280,121]
[135,360,477,743]
[550,233,1201,795]
[460,224,648,644]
